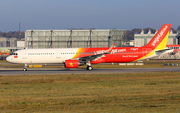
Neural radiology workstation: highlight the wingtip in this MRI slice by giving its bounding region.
[107,43,115,52]
[111,43,115,48]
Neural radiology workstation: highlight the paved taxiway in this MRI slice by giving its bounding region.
[0,67,179,75]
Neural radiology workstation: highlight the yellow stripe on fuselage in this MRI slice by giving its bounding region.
[72,48,82,59]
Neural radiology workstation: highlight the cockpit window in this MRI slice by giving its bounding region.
[13,53,18,55]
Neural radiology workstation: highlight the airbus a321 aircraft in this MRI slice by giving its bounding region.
[6,24,173,71]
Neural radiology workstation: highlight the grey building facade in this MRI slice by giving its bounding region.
[134,29,177,47]
[25,29,126,48]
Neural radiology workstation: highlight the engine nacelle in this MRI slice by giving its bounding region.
[64,60,84,68]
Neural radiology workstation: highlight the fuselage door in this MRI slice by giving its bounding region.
[143,48,152,57]
[56,50,60,58]
[22,50,27,59]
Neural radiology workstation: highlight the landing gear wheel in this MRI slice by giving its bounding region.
[23,68,27,71]
[87,66,93,71]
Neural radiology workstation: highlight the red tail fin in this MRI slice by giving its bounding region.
[144,24,171,50]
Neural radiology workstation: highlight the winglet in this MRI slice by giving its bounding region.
[107,43,115,52]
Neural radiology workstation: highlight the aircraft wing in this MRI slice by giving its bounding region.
[77,53,107,61]
[73,43,115,62]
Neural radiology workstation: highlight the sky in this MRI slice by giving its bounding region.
[0,0,180,32]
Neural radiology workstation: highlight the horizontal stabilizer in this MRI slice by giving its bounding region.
[155,48,174,56]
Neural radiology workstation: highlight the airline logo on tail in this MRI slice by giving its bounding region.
[152,25,168,46]
[145,24,171,50]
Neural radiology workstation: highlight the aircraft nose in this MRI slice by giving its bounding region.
[6,56,10,62]
[6,56,13,63]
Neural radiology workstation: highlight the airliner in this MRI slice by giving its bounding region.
[6,24,173,71]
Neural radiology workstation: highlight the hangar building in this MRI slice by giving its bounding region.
[176,25,180,44]
[25,29,126,48]
[134,29,177,47]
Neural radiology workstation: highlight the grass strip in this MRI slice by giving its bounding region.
[0,72,180,112]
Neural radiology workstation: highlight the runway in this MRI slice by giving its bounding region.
[0,67,180,75]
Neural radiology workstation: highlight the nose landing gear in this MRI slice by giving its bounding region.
[23,68,27,71]
[23,64,27,71]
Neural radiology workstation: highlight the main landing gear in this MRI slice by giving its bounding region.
[86,65,93,71]
[86,61,93,71]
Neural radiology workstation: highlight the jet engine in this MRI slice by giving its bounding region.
[64,60,85,68]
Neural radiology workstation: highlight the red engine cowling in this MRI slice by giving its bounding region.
[64,60,84,68]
